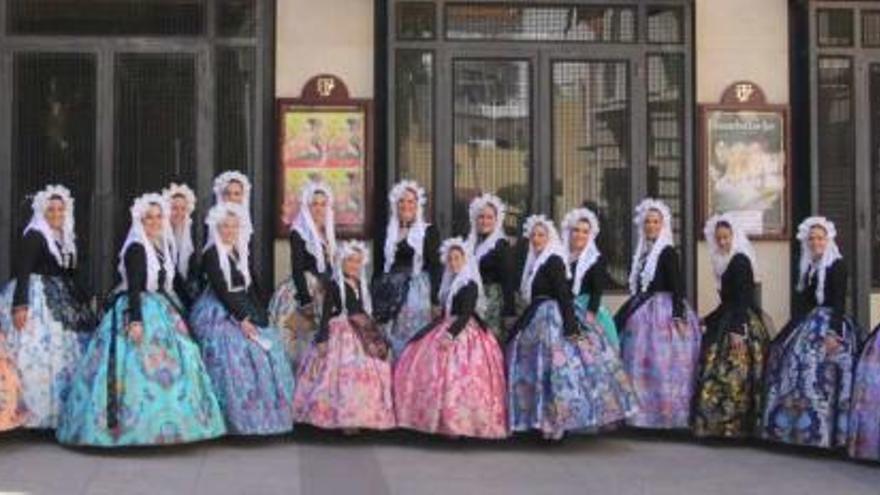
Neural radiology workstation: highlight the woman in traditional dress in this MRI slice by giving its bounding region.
[614,198,701,430]
[692,214,770,438]
[394,237,507,439]
[0,185,95,429]
[190,203,295,436]
[372,180,441,359]
[294,241,395,432]
[57,193,225,447]
[269,182,335,366]
[507,216,637,440]
[562,207,619,349]
[762,216,860,450]
[465,194,516,341]
[0,334,25,431]
[164,183,200,308]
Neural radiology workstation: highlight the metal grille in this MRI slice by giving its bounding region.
[863,10,880,47]
[817,57,856,289]
[870,64,880,287]
[11,54,96,280]
[552,61,630,289]
[647,54,685,249]
[216,47,257,174]
[218,0,257,37]
[647,6,683,44]
[397,2,437,40]
[395,50,435,201]
[445,3,636,43]
[453,59,531,235]
[9,0,205,36]
[817,9,854,47]
[114,54,196,246]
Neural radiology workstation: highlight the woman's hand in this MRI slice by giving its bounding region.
[673,318,688,338]
[431,306,442,320]
[128,322,144,344]
[584,311,597,326]
[299,303,316,319]
[12,307,28,331]
[241,318,260,341]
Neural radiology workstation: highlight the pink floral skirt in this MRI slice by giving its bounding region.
[293,315,395,430]
[393,318,508,439]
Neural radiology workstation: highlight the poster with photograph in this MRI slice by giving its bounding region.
[701,108,789,238]
[277,104,371,238]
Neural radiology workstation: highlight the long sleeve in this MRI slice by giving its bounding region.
[289,231,314,306]
[447,282,478,337]
[726,254,755,310]
[424,225,442,305]
[826,260,848,329]
[548,257,578,336]
[315,281,342,343]
[583,257,607,314]
[12,232,43,308]
[204,248,251,322]
[124,245,147,324]
[661,247,685,319]
[498,241,517,317]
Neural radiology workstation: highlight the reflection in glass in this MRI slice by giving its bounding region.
[453,60,531,236]
[552,61,630,289]
[395,50,435,201]
[216,48,257,174]
[10,0,205,36]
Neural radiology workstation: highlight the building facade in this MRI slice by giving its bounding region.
[0,0,878,329]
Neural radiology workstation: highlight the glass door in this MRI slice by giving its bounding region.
[452,58,533,235]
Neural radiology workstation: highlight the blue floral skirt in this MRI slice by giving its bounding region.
[373,271,432,360]
[850,325,880,461]
[0,275,93,429]
[190,290,295,436]
[761,307,859,449]
[56,293,226,447]
[507,299,639,439]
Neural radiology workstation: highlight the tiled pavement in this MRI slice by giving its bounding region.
[0,429,878,495]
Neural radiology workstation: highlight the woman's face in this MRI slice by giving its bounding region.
[643,210,663,241]
[45,197,66,231]
[714,224,733,255]
[219,214,241,246]
[808,225,829,258]
[397,190,418,224]
[170,195,188,229]
[569,220,592,252]
[309,192,329,227]
[223,180,245,205]
[343,251,363,279]
[142,204,164,240]
[476,205,498,236]
[447,247,466,274]
[530,225,549,252]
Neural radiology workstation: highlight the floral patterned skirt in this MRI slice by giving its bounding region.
[374,271,433,360]
[692,307,770,438]
[56,293,226,447]
[269,273,325,368]
[481,283,507,342]
[0,275,93,429]
[508,299,638,439]
[850,325,880,461]
[394,317,507,439]
[761,307,859,449]
[617,292,701,429]
[573,294,619,350]
[190,290,295,436]
[294,315,395,431]
[0,335,25,431]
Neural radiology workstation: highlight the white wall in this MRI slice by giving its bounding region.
[695,0,791,329]
[274,0,375,282]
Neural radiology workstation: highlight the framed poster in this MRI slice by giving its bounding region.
[277,75,373,238]
[699,82,790,239]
